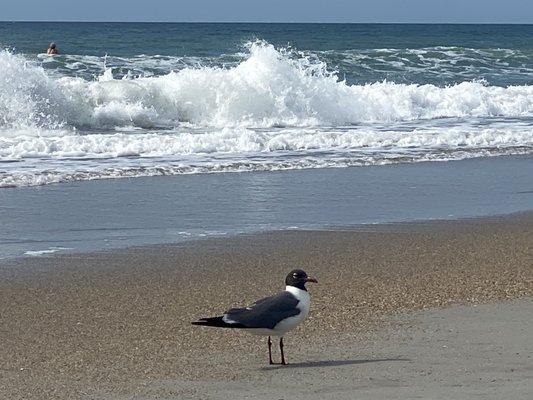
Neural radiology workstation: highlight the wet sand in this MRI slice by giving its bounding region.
[0,213,532,399]
[3,154,533,260]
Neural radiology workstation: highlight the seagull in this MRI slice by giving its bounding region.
[192,269,317,365]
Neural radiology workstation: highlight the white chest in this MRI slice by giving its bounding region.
[272,286,311,336]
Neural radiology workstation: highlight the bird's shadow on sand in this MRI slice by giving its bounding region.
[261,358,410,370]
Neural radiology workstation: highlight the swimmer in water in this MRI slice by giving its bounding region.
[46,42,58,55]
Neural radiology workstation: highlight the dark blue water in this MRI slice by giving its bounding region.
[2,23,533,85]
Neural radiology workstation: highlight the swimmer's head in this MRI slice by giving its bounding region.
[49,43,56,49]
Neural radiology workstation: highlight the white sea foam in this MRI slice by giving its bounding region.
[2,43,533,130]
[1,125,532,160]
[1,145,529,189]
[23,247,71,256]
[1,42,533,187]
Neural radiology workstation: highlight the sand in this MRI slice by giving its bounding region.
[122,299,533,400]
[0,213,532,399]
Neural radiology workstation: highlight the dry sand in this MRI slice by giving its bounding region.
[0,213,532,399]
[117,299,533,400]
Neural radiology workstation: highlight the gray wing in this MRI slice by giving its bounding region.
[223,291,300,330]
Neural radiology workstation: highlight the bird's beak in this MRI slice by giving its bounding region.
[306,277,318,283]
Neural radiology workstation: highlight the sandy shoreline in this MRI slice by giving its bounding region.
[3,154,533,260]
[1,213,532,399]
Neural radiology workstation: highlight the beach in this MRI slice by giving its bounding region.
[1,21,533,400]
[1,212,531,399]
[2,154,532,260]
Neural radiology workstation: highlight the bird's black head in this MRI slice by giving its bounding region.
[285,269,318,291]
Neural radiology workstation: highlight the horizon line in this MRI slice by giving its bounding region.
[2,20,533,25]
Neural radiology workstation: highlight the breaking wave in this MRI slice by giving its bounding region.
[1,41,533,188]
[2,42,533,130]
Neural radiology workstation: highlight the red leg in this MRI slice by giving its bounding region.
[268,336,274,365]
[280,337,286,365]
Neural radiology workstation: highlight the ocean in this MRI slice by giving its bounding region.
[1,23,533,188]
[0,23,532,258]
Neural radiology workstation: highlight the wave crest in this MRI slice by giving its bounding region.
[2,42,533,130]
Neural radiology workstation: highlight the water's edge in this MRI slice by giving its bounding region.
[1,154,532,261]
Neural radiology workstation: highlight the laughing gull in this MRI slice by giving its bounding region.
[192,269,317,365]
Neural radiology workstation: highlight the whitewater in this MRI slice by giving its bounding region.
[1,41,533,188]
